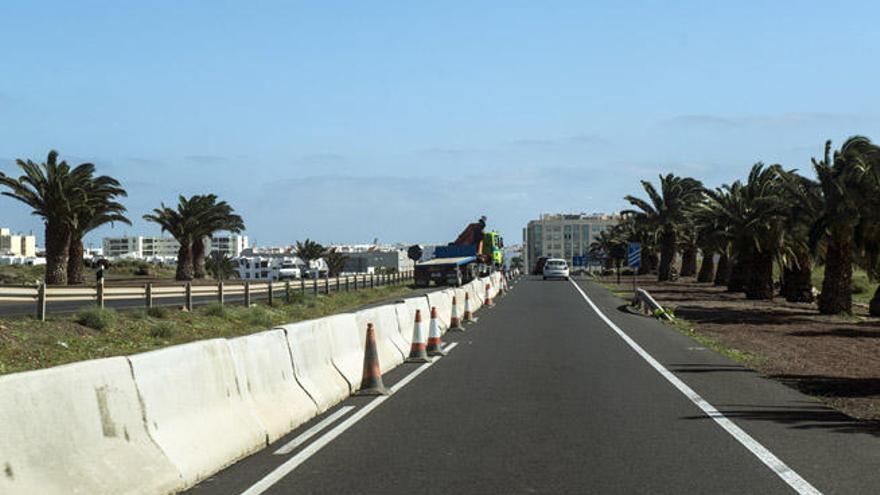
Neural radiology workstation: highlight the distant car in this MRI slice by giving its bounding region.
[542,258,570,280]
[533,256,550,275]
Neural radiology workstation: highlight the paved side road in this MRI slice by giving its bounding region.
[187,277,880,494]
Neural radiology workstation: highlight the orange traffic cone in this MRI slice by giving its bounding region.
[463,292,477,323]
[406,309,429,363]
[426,307,447,356]
[356,323,389,396]
[449,296,465,332]
[485,283,494,308]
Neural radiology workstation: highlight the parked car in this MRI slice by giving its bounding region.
[542,258,570,280]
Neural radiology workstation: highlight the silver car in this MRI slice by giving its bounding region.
[542,258,570,280]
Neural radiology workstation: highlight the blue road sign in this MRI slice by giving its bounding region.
[627,242,641,268]
[572,256,585,267]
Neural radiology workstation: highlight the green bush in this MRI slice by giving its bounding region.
[75,307,118,331]
[200,303,226,317]
[146,306,170,319]
[241,305,277,328]
[149,321,175,339]
[852,281,868,295]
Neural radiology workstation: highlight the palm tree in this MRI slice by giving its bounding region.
[700,164,788,299]
[776,169,823,303]
[144,196,201,281]
[810,137,880,314]
[205,252,238,280]
[295,239,325,264]
[67,176,130,285]
[324,249,348,277]
[0,151,95,285]
[624,174,704,281]
[188,195,244,279]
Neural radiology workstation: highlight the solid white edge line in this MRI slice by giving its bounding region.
[273,406,356,455]
[240,342,459,495]
[568,279,821,495]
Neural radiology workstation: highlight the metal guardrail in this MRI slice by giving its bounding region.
[0,270,415,321]
[631,288,674,321]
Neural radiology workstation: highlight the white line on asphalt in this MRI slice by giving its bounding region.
[239,342,459,495]
[568,279,822,495]
[273,406,356,455]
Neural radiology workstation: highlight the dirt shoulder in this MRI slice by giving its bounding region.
[600,274,880,421]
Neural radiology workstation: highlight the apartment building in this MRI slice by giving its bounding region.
[0,227,37,257]
[207,234,248,258]
[102,236,180,258]
[523,213,619,269]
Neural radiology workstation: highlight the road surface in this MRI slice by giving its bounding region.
[186,277,880,494]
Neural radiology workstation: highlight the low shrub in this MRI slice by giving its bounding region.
[243,305,277,328]
[75,307,118,331]
[149,321,175,339]
[146,306,170,319]
[201,303,226,317]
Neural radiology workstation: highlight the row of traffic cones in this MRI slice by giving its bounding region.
[358,276,517,396]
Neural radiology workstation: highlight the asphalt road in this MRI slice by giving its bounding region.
[186,277,880,494]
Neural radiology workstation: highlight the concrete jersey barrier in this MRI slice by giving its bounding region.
[318,313,364,393]
[281,318,351,411]
[228,329,319,443]
[425,289,454,331]
[394,296,432,346]
[465,280,484,309]
[354,305,406,373]
[128,339,268,488]
[0,358,182,495]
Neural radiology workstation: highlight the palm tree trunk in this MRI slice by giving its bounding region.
[697,252,715,283]
[175,243,194,281]
[638,246,652,275]
[680,244,698,277]
[783,253,814,303]
[192,238,207,279]
[870,286,880,317]
[818,235,853,314]
[67,234,86,285]
[658,229,676,282]
[714,253,730,286]
[727,249,750,293]
[745,250,774,299]
[44,220,70,285]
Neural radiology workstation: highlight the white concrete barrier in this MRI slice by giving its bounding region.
[320,313,364,393]
[394,296,431,346]
[0,358,182,495]
[465,280,484,310]
[228,329,319,443]
[281,318,351,411]
[355,305,406,372]
[426,289,454,331]
[453,287,468,318]
[128,340,268,487]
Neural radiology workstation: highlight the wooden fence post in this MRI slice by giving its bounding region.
[96,278,105,309]
[336,275,340,293]
[324,275,330,294]
[313,277,318,296]
[267,282,274,306]
[285,281,291,303]
[185,282,193,311]
[345,275,350,292]
[218,281,224,306]
[244,281,251,307]
[36,282,46,321]
[370,273,375,289]
[300,278,305,295]
[145,283,153,309]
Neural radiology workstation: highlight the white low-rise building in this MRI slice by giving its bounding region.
[0,227,37,258]
[236,256,305,281]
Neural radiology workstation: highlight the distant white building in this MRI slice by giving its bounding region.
[523,213,620,269]
[235,256,305,281]
[102,236,180,259]
[207,234,248,258]
[0,227,37,258]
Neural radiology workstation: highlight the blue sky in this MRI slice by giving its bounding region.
[1,1,879,248]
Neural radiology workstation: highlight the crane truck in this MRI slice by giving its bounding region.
[413,216,504,287]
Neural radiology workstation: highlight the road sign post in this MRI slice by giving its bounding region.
[628,242,642,294]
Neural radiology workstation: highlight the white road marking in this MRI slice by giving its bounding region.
[273,406,356,455]
[568,279,822,495]
[239,342,458,495]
